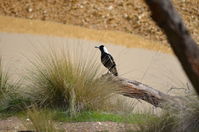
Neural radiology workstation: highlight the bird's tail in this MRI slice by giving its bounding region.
[110,67,118,76]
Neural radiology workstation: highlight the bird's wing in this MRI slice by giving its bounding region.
[108,54,118,76]
[108,54,116,66]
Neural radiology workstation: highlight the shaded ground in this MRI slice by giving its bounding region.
[0,0,198,44]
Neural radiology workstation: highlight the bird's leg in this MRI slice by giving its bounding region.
[107,70,112,75]
[103,70,110,76]
[102,70,109,76]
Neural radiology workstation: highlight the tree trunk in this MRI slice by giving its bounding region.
[143,0,199,95]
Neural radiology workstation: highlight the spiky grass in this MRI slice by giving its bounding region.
[27,46,119,115]
[0,57,9,98]
[25,107,63,132]
[174,97,199,132]
[138,96,199,132]
[0,57,31,114]
[138,112,175,132]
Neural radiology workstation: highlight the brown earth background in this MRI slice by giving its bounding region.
[0,0,198,45]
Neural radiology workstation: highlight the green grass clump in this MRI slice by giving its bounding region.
[23,108,156,124]
[54,111,156,124]
[0,57,30,115]
[27,47,119,116]
[24,108,154,132]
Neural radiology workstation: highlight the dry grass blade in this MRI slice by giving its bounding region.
[25,107,63,132]
[0,57,9,98]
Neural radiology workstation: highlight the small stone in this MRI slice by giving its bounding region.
[28,8,33,13]
[97,122,102,125]
[107,5,113,10]
[124,13,128,18]
[138,14,145,20]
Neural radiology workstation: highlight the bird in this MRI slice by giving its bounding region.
[95,45,118,76]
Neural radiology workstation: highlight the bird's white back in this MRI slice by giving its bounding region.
[103,46,109,54]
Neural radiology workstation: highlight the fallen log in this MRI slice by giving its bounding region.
[102,74,185,108]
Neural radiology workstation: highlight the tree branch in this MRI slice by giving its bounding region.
[144,0,199,95]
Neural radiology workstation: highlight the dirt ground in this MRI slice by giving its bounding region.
[0,117,138,132]
[0,0,198,44]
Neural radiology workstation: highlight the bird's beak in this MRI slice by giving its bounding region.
[95,46,99,48]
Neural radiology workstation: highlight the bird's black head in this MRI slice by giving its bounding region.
[99,45,104,51]
[95,45,104,50]
[95,45,109,53]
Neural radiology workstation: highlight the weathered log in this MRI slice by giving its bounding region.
[144,0,199,95]
[103,74,179,108]
[115,77,170,107]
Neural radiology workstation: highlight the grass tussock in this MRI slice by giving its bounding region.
[0,57,30,114]
[27,47,119,116]
[174,97,199,132]
[138,97,199,132]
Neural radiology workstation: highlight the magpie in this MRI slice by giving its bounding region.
[95,45,118,76]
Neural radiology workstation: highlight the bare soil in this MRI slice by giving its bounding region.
[0,0,198,44]
[0,117,138,132]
